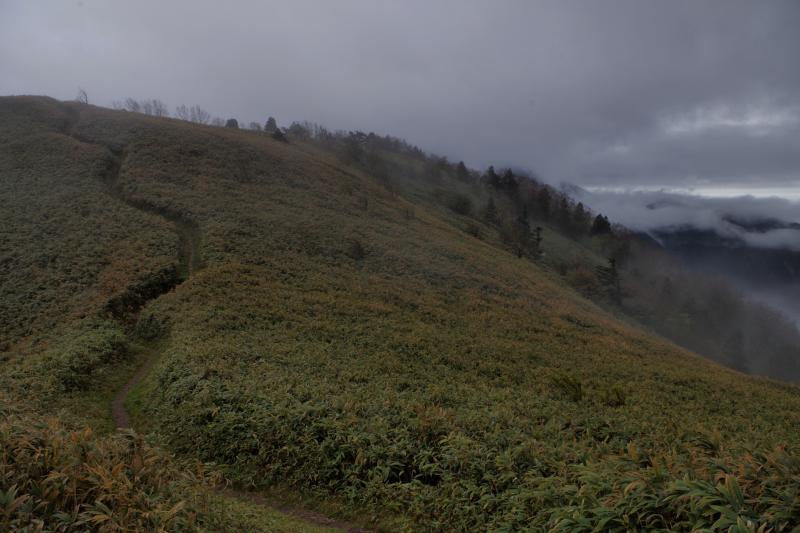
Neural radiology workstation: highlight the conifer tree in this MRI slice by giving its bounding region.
[573,202,591,235]
[556,196,571,230]
[485,166,500,188]
[484,196,498,224]
[456,161,470,181]
[537,188,552,219]
[590,214,612,235]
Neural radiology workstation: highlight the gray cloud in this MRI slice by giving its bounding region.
[2,0,799,192]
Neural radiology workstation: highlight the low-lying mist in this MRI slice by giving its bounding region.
[576,188,800,327]
[575,188,800,246]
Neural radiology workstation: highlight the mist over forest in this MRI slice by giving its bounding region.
[571,188,800,330]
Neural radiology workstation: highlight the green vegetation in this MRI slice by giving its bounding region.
[0,408,339,532]
[1,96,799,530]
[0,412,216,531]
[0,109,175,348]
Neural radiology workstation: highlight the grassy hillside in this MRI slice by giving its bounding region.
[0,98,176,351]
[2,96,800,531]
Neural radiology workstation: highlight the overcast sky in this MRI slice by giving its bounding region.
[2,0,800,194]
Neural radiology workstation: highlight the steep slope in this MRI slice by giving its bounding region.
[0,97,347,531]
[0,97,176,350]
[2,97,800,531]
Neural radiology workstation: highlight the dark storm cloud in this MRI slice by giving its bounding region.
[2,0,799,192]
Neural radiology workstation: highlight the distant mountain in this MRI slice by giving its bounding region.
[651,222,800,285]
[645,197,685,210]
[646,214,800,331]
[722,214,800,233]
[559,181,590,198]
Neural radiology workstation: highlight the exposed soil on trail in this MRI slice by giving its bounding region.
[221,490,375,533]
[110,346,162,429]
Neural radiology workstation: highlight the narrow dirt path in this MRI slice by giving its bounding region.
[220,490,373,533]
[63,136,200,429]
[110,348,160,428]
[64,107,373,532]
[110,216,200,430]
[109,214,201,430]
[61,110,201,429]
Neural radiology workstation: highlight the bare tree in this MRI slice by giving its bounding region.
[248,121,262,131]
[124,97,141,113]
[151,99,169,117]
[136,98,168,117]
[288,122,311,139]
[190,105,210,124]
[175,104,190,120]
[211,117,225,127]
[75,87,88,104]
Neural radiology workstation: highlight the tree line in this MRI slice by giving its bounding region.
[105,95,283,134]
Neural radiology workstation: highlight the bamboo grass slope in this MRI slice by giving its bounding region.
[1,96,800,531]
[0,410,342,532]
[0,96,349,532]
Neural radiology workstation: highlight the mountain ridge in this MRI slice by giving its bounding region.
[2,96,800,531]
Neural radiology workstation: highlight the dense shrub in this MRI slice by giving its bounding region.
[549,371,584,402]
[346,239,365,260]
[565,263,601,295]
[150,366,800,531]
[36,318,128,392]
[104,266,180,320]
[445,192,473,216]
[272,129,288,143]
[0,414,246,531]
[464,222,481,239]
